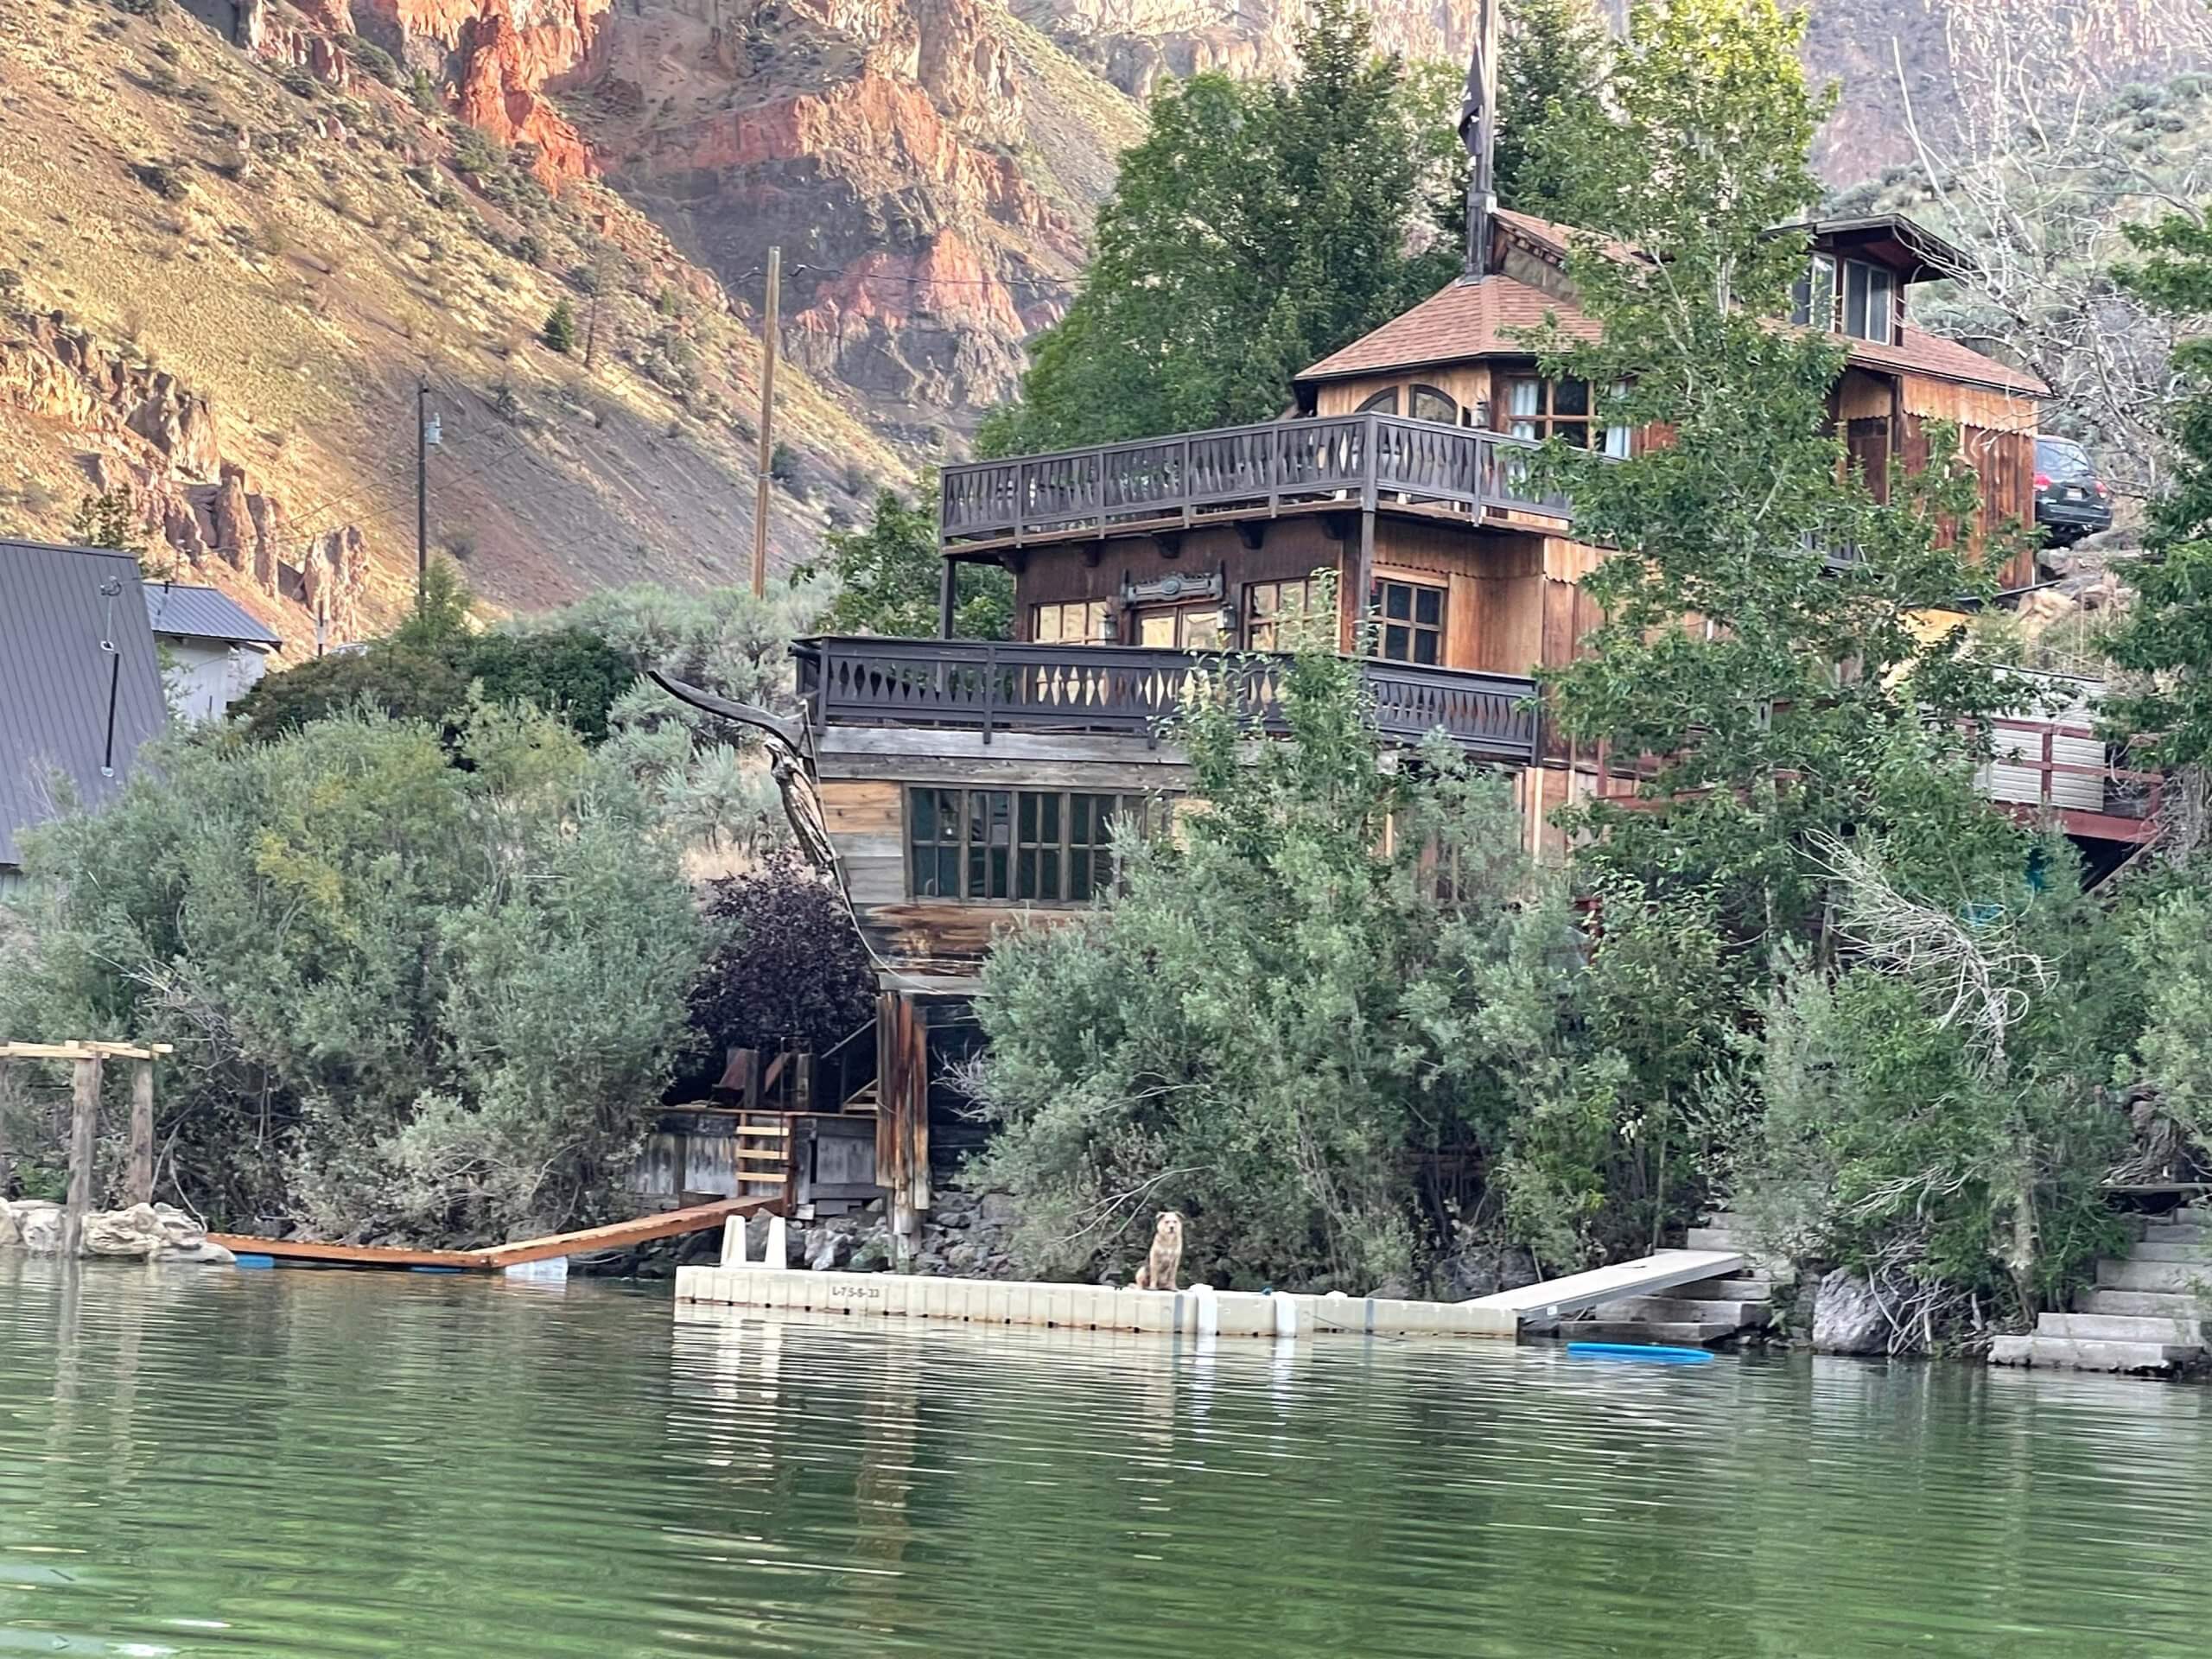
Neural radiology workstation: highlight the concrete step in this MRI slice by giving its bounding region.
[2126,1240,2212,1263]
[1681,1227,1736,1251]
[1559,1319,1740,1346]
[1702,1212,1751,1231]
[1615,1297,1771,1327]
[1674,1275,1778,1300]
[2140,1225,2212,1249]
[1990,1335,2204,1374]
[2097,1259,2212,1294]
[2037,1312,2209,1343]
[2076,1288,2209,1318]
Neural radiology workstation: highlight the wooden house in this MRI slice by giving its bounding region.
[760,204,2098,1243]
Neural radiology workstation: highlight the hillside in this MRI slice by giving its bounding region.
[6,0,2212,649]
[0,0,904,648]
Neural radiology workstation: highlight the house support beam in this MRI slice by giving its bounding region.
[938,558,958,639]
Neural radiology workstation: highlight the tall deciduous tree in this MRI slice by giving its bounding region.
[976,0,1460,456]
[1530,0,2018,934]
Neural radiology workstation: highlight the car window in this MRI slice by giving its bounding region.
[2037,439,2095,482]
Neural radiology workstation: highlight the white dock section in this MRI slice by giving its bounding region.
[676,1265,1520,1339]
[1464,1249,1747,1329]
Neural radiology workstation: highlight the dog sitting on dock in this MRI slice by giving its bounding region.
[1130,1211,1185,1292]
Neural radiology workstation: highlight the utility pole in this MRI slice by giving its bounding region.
[751,245,780,599]
[416,378,430,608]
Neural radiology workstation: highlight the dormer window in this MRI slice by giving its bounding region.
[1792,252,1897,345]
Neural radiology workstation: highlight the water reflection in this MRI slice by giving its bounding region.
[5,1266,2212,1656]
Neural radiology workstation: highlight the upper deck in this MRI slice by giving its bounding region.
[938,412,1571,555]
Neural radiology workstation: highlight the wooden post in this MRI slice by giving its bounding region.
[0,1058,14,1192]
[129,1057,156,1205]
[63,1053,101,1259]
[938,555,957,639]
[751,245,781,599]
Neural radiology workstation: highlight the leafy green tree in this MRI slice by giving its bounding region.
[1496,0,1611,214]
[0,709,704,1243]
[541,298,578,354]
[1529,0,2017,936]
[809,486,1012,639]
[1729,830,2133,1335]
[2101,213,2212,766]
[977,0,1459,455]
[967,626,1700,1289]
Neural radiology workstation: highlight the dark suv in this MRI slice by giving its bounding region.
[2035,435,2113,545]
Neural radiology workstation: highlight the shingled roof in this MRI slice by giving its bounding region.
[1297,207,2048,398]
[0,541,168,869]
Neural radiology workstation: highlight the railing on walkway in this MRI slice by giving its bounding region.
[794,636,1541,765]
[1981,716,2164,839]
[939,412,1573,546]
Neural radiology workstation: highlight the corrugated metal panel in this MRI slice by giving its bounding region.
[142,582,283,648]
[0,541,168,868]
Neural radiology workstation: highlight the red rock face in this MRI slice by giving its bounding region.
[356,0,613,184]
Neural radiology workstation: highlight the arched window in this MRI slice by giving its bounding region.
[1409,385,1458,424]
[1354,387,1400,416]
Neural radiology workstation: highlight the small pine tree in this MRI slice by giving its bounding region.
[540,298,577,354]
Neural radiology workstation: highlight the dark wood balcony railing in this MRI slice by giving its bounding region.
[939,413,1573,547]
[794,637,1541,766]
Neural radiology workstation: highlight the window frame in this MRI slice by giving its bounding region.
[1504,375,1629,458]
[1408,385,1459,425]
[1369,577,1446,666]
[1032,599,1107,645]
[1244,577,1318,652]
[1355,387,1401,416]
[1840,258,1896,344]
[908,787,1156,906]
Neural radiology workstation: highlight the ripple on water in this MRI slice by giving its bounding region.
[3,1259,2211,1657]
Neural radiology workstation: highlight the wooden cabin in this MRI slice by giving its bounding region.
[791,207,2089,1236]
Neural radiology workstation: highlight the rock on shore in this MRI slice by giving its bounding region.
[0,1198,236,1264]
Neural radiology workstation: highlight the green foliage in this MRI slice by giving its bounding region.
[969,629,1694,1289]
[69,488,142,557]
[409,67,439,113]
[1497,0,1611,213]
[1729,834,2134,1328]
[1529,0,2015,936]
[541,298,578,355]
[2103,213,2212,764]
[0,710,703,1243]
[806,485,1012,640]
[976,0,1460,455]
[343,35,398,86]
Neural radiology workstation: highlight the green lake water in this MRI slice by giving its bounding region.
[3,1258,2210,1657]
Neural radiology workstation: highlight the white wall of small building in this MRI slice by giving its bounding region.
[158,636,271,722]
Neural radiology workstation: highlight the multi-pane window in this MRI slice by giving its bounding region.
[1370,579,1444,666]
[1355,387,1400,415]
[1505,376,1629,458]
[909,788,1153,903]
[1246,578,1318,651]
[1033,600,1107,645]
[1135,606,1225,650]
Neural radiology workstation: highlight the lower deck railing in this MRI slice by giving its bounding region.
[795,637,1540,766]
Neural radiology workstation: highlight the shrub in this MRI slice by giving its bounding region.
[278,66,317,99]
[451,126,500,177]
[344,35,398,86]
[408,68,439,112]
[131,161,188,201]
[0,709,704,1243]
[691,859,875,1058]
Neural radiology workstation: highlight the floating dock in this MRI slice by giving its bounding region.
[675,1263,1519,1339]
[212,1196,777,1273]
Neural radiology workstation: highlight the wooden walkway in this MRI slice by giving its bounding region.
[1463,1249,1748,1330]
[210,1196,778,1272]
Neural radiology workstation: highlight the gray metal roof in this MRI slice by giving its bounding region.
[143,581,283,648]
[0,540,168,868]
